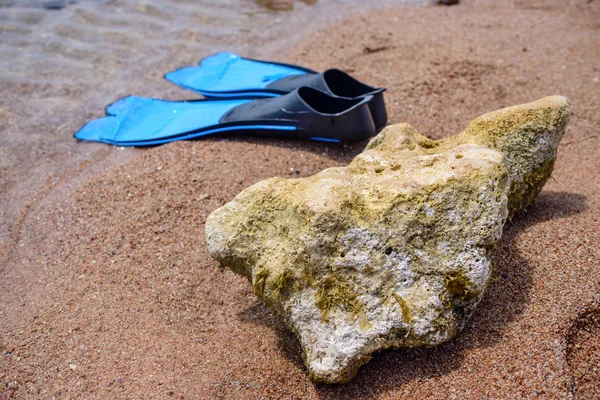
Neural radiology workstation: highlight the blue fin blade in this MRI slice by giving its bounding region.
[164,52,308,96]
[97,124,299,147]
[75,96,253,144]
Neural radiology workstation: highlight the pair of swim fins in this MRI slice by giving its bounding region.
[74,52,387,146]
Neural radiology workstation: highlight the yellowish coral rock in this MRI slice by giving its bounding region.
[205,96,570,383]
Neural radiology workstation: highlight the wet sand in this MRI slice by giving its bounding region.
[1,0,599,398]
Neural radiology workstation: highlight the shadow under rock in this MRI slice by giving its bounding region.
[237,191,587,399]
[238,303,307,373]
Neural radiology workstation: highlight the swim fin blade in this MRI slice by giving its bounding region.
[165,52,315,98]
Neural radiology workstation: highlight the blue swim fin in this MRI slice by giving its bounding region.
[165,52,388,130]
[74,87,376,146]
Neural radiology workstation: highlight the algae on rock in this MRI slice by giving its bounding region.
[205,96,570,383]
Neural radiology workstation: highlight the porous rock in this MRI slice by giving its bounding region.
[205,96,570,383]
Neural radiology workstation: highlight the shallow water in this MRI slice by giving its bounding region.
[0,0,429,258]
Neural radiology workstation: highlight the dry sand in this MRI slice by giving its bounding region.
[1,0,599,398]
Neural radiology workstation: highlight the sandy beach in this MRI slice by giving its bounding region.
[1,0,599,398]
